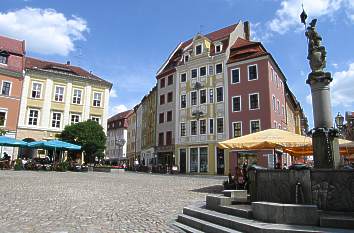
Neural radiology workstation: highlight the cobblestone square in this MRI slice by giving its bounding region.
[0,171,223,233]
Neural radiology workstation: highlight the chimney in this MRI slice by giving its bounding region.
[66,61,70,65]
[244,21,250,41]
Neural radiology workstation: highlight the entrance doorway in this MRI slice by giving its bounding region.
[217,148,224,175]
[179,149,186,173]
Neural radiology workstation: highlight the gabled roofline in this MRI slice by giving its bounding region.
[156,42,182,77]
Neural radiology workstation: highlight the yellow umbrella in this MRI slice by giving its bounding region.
[218,128,312,150]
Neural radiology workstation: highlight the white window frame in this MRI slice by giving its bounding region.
[282,105,285,116]
[184,54,189,63]
[93,92,102,107]
[1,80,12,96]
[51,112,62,129]
[195,43,203,56]
[250,119,261,133]
[216,117,224,134]
[72,88,82,104]
[216,86,224,103]
[199,66,207,77]
[190,120,197,136]
[199,118,207,135]
[232,121,242,138]
[180,122,186,137]
[215,43,222,53]
[28,108,40,126]
[54,85,65,102]
[180,94,187,109]
[209,88,214,103]
[0,109,7,127]
[249,93,260,110]
[272,95,276,111]
[232,95,241,112]
[231,68,240,84]
[247,64,258,81]
[70,113,81,125]
[180,73,187,83]
[215,63,223,74]
[190,91,197,106]
[200,89,207,105]
[31,82,43,99]
[209,118,214,135]
[191,68,198,79]
[91,115,101,124]
[277,100,280,113]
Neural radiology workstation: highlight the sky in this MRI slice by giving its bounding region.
[1,0,354,128]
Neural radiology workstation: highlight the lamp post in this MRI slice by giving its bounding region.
[335,112,345,137]
[300,9,340,169]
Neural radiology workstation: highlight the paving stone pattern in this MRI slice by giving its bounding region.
[0,171,222,233]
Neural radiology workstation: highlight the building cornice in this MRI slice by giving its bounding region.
[0,67,23,78]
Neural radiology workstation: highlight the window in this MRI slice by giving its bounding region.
[93,92,102,107]
[248,64,258,80]
[191,121,197,135]
[195,44,202,55]
[160,94,165,105]
[72,89,82,104]
[158,132,164,146]
[267,154,275,168]
[191,91,197,106]
[200,89,206,104]
[0,54,8,64]
[71,114,80,124]
[181,94,186,108]
[31,82,42,99]
[1,81,11,96]
[54,86,64,102]
[277,100,280,113]
[184,55,189,63]
[209,65,214,75]
[250,120,260,133]
[249,93,259,110]
[216,87,223,102]
[190,148,198,172]
[0,112,6,126]
[272,95,276,111]
[232,96,241,112]
[233,122,242,138]
[215,44,222,53]
[52,112,62,128]
[200,147,208,173]
[217,118,224,134]
[199,66,206,77]
[231,68,240,84]
[28,109,39,126]
[167,92,173,103]
[160,78,165,88]
[180,73,187,82]
[271,67,275,82]
[191,69,198,78]
[209,89,214,103]
[168,75,173,85]
[209,119,214,134]
[200,119,206,134]
[159,113,164,124]
[167,111,172,122]
[180,123,186,136]
[282,105,285,116]
[274,121,277,128]
[216,63,223,74]
[166,131,172,145]
[91,116,100,123]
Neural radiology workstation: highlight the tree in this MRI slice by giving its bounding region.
[0,128,7,136]
[59,120,106,163]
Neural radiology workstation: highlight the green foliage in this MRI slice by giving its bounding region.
[14,158,23,170]
[0,128,7,136]
[55,161,69,172]
[59,120,106,163]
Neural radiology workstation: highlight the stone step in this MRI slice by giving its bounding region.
[218,204,253,218]
[182,203,354,233]
[320,216,354,229]
[177,214,242,233]
[172,221,205,233]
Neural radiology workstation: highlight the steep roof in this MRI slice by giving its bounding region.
[0,35,25,55]
[25,57,112,87]
[228,37,268,64]
[108,110,134,122]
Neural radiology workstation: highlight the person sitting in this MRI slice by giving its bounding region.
[2,152,10,161]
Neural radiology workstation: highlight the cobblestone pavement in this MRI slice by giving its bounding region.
[0,171,223,233]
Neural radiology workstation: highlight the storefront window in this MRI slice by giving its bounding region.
[199,147,208,173]
[190,148,198,172]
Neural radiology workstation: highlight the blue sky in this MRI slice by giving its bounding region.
[1,0,354,128]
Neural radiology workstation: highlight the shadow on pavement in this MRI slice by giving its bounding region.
[190,185,223,194]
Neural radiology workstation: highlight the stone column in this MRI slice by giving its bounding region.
[307,73,340,169]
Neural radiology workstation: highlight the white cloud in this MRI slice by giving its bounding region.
[110,89,117,98]
[331,62,354,107]
[110,104,128,116]
[306,93,312,104]
[0,7,88,56]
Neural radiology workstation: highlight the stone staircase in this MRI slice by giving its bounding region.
[174,190,354,233]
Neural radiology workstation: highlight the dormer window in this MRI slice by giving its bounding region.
[215,43,222,53]
[195,44,202,55]
[184,54,189,63]
[0,51,9,65]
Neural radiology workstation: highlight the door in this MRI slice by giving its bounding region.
[217,148,224,175]
[179,149,186,173]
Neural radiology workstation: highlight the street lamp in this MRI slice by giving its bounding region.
[335,112,344,129]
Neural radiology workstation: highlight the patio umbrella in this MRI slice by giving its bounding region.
[218,128,312,150]
[0,136,28,147]
[28,140,81,151]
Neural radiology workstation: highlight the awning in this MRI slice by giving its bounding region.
[28,140,81,151]
[0,136,28,147]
